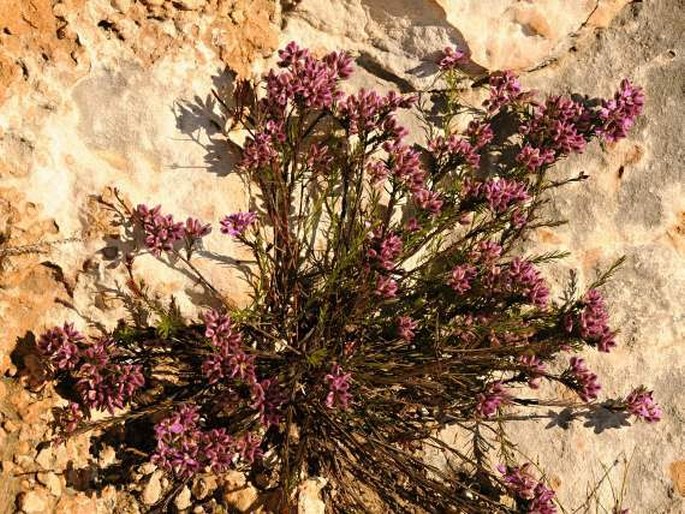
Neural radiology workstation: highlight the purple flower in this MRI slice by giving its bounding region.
[134,204,185,256]
[75,357,144,414]
[267,41,352,112]
[37,323,84,371]
[384,142,426,192]
[241,131,280,171]
[448,264,477,294]
[397,316,418,342]
[277,41,307,67]
[203,347,256,386]
[471,240,503,263]
[153,405,262,478]
[405,217,421,232]
[184,217,211,242]
[325,364,352,410]
[367,231,403,270]
[368,160,390,183]
[306,143,334,173]
[202,428,236,473]
[482,178,530,213]
[438,46,466,71]
[236,432,263,464]
[567,357,601,402]
[518,354,546,389]
[54,402,84,436]
[484,71,523,112]
[498,463,557,514]
[597,79,645,143]
[412,188,444,215]
[466,120,494,149]
[251,378,285,427]
[520,95,593,159]
[338,89,415,136]
[201,309,241,348]
[220,211,257,238]
[516,144,556,171]
[504,258,550,308]
[624,386,662,423]
[475,381,510,418]
[153,404,203,478]
[428,135,480,167]
[375,275,398,298]
[463,177,529,214]
[576,289,616,352]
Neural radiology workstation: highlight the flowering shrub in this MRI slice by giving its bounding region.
[31,43,658,512]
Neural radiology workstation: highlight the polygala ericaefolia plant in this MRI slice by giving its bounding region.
[32,42,657,513]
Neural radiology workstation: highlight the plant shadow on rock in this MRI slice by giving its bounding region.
[173,69,242,178]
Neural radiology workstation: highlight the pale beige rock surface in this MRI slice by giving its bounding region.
[433,0,630,69]
[0,0,683,513]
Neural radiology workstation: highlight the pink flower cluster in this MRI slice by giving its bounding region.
[240,42,354,173]
[567,357,601,402]
[437,46,466,71]
[516,144,555,171]
[471,240,503,263]
[463,177,530,214]
[183,217,212,247]
[134,204,185,256]
[219,211,258,238]
[447,241,548,308]
[241,131,281,171]
[484,71,523,112]
[397,316,418,342]
[134,204,210,257]
[381,140,444,216]
[498,463,557,514]
[568,289,617,352]
[37,325,145,415]
[375,275,398,298]
[465,119,494,150]
[75,338,145,414]
[54,402,84,437]
[428,134,481,168]
[200,310,283,427]
[325,364,352,410]
[625,386,662,423]
[475,380,510,418]
[520,95,592,161]
[268,41,353,111]
[477,255,549,309]
[518,354,546,389]
[367,231,403,270]
[504,257,550,308]
[597,79,645,143]
[448,263,477,294]
[152,404,262,479]
[338,89,415,136]
[38,322,84,371]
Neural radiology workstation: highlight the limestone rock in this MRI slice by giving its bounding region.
[174,0,205,10]
[433,0,631,70]
[191,475,217,500]
[141,470,164,506]
[174,485,192,510]
[298,477,327,514]
[37,472,62,497]
[18,489,49,513]
[34,446,54,470]
[220,471,259,512]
